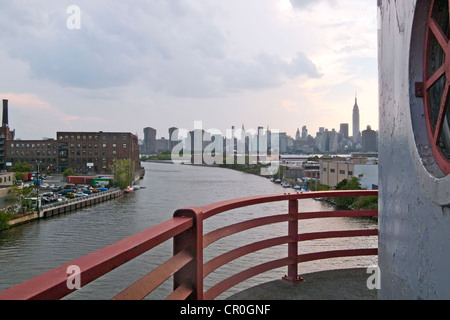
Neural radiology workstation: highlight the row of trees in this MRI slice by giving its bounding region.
[305,176,378,210]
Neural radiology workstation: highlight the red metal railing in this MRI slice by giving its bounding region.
[0,190,378,300]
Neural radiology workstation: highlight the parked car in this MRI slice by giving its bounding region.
[74,191,87,197]
[41,192,58,204]
[50,185,62,192]
[58,189,75,196]
[14,180,23,187]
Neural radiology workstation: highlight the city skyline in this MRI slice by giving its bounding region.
[0,0,378,141]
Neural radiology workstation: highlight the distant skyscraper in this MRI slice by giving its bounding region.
[301,125,308,141]
[362,125,377,152]
[169,127,178,150]
[143,127,157,154]
[340,123,349,139]
[295,128,301,141]
[352,95,360,141]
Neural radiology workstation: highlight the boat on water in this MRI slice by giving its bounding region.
[132,184,141,190]
[124,186,134,194]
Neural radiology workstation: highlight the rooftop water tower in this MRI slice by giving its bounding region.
[378,0,450,298]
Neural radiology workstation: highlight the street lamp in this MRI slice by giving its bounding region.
[35,160,42,213]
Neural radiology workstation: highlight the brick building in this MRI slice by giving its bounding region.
[5,132,142,176]
[0,100,144,180]
[56,131,141,175]
[6,139,58,172]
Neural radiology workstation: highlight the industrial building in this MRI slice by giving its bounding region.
[0,99,143,177]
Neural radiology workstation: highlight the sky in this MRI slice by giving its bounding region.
[0,0,378,141]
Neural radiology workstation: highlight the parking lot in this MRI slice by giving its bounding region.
[15,174,112,207]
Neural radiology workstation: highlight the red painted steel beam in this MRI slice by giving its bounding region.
[199,190,378,220]
[173,207,204,300]
[204,257,293,300]
[297,248,378,264]
[0,217,193,300]
[299,209,378,220]
[113,249,193,300]
[298,229,378,242]
[166,283,193,300]
[203,214,291,248]
[423,0,450,174]
[203,235,292,278]
[283,199,302,283]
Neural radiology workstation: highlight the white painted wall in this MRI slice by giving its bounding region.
[353,164,378,190]
[378,0,450,299]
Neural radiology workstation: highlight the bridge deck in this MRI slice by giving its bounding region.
[226,268,378,300]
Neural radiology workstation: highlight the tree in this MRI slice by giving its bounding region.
[0,208,13,231]
[11,162,32,173]
[8,186,36,214]
[112,158,134,190]
[63,168,75,177]
[334,177,362,208]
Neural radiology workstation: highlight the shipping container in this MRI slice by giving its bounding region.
[66,176,95,185]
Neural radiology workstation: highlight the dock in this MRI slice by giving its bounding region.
[5,188,124,228]
[40,188,123,218]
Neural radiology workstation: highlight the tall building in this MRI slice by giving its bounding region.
[316,128,339,153]
[142,127,157,155]
[340,123,349,139]
[168,127,179,150]
[352,95,360,142]
[301,125,308,141]
[295,128,300,141]
[361,125,377,152]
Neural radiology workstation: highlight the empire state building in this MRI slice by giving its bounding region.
[352,95,360,142]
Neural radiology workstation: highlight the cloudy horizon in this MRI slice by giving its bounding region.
[0,0,378,141]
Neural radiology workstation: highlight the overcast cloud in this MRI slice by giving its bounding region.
[0,0,377,140]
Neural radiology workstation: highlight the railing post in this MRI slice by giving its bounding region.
[173,207,204,300]
[282,198,304,284]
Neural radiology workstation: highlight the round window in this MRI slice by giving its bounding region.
[422,0,450,174]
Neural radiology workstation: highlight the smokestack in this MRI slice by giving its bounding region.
[2,99,8,127]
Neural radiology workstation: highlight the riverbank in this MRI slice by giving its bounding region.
[1,188,124,231]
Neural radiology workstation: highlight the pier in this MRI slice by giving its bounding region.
[40,188,123,218]
[6,188,124,228]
